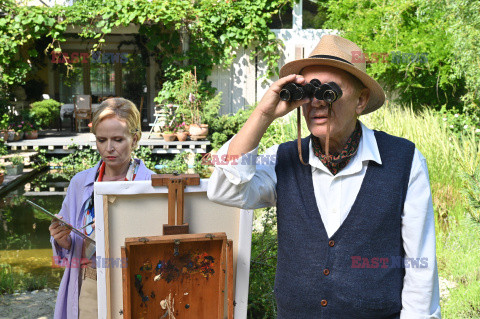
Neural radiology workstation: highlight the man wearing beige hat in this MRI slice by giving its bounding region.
[207,35,440,318]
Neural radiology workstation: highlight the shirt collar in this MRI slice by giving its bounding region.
[308,121,382,176]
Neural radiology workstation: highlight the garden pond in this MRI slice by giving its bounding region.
[0,170,68,293]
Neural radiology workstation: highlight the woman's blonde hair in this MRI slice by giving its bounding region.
[91,98,142,148]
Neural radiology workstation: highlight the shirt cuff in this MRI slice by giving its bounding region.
[400,305,441,319]
[213,136,260,185]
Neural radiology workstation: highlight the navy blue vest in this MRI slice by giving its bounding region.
[274,131,415,318]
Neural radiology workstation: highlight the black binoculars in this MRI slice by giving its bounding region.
[279,79,343,103]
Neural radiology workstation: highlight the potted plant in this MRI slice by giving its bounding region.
[7,122,24,141]
[0,113,10,141]
[6,155,24,175]
[23,120,39,139]
[183,69,209,139]
[156,68,209,140]
[162,122,177,141]
[175,122,189,141]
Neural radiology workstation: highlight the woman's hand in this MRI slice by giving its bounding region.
[49,215,72,250]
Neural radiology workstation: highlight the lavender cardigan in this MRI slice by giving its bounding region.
[50,159,154,319]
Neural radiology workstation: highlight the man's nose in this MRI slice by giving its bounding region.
[310,98,328,108]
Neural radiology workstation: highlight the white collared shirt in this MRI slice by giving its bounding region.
[207,121,441,318]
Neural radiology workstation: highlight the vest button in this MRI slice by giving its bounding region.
[321,299,327,307]
[328,240,335,247]
[323,269,330,276]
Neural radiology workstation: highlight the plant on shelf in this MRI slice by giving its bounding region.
[7,121,24,142]
[6,155,24,176]
[22,120,40,139]
[175,122,188,141]
[155,68,210,139]
[161,110,177,142]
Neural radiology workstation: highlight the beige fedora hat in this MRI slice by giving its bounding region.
[279,34,385,115]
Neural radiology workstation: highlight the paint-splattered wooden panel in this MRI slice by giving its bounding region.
[123,233,228,319]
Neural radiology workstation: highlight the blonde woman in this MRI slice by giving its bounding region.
[49,98,155,319]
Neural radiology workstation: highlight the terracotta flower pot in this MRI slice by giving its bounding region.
[0,130,8,142]
[25,130,38,139]
[176,131,188,141]
[162,133,177,142]
[189,124,209,137]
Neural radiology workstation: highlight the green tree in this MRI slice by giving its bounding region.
[322,0,464,111]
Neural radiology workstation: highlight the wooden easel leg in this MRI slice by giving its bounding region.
[227,240,234,319]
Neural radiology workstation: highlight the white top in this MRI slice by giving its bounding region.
[207,121,441,318]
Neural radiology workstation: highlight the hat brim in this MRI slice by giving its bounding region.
[280,58,385,115]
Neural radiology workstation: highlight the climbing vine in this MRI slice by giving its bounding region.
[0,0,294,101]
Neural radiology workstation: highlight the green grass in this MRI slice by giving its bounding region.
[0,249,64,295]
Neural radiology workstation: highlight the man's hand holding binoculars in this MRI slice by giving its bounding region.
[226,74,309,160]
[256,74,310,123]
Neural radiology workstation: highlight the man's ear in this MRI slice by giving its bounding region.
[355,88,370,115]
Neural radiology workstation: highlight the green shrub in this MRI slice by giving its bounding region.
[248,207,278,319]
[23,274,48,292]
[10,155,23,166]
[29,99,62,129]
[0,264,15,294]
[461,163,480,224]
[203,103,255,150]
[49,147,101,179]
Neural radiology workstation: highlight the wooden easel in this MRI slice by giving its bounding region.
[121,174,234,319]
[151,173,200,235]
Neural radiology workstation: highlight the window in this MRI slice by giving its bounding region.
[303,0,327,29]
[90,63,116,98]
[268,2,293,29]
[58,64,84,104]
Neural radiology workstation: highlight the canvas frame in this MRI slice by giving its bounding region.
[94,179,253,319]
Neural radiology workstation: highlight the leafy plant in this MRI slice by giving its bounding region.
[461,164,480,224]
[132,146,156,171]
[320,0,469,113]
[29,99,62,129]
[160,105,178,133]
[10,155,23,166]
[1,0,290,117]
[202,98,254,150]
[248,207,278,318]
[0,140,8,156]
[49,147,101,179]
[0,114,11,131]
[156,69,208,125]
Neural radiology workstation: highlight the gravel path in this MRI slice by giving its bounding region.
[0,276,457,318]
[0,289,57,319]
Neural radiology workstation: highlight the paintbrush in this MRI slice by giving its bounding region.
[78,220,95,230]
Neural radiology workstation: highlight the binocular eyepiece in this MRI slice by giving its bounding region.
[279,79,343,104]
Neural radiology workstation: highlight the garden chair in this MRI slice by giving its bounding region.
[74,94,92,132]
